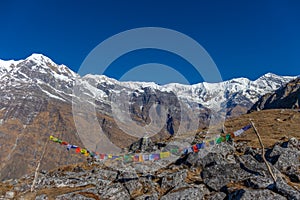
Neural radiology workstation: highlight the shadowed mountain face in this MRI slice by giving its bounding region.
[249,78,300,111]
[0,54,296,180]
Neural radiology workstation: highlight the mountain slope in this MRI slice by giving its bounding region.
[250,77,300,111]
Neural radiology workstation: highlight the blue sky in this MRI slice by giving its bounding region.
[0,0,299,84]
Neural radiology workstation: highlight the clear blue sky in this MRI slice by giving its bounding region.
[0,0,299,84]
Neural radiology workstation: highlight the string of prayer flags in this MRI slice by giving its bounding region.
[49,124,252,163]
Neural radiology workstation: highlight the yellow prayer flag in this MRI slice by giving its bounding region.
[160,151,170,158]
[80,149,87,154]
[139,154,144,162]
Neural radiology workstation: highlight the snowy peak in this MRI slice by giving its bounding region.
[0,53,56,72]
[23,53,77,77]
[25,53,56,65]
[0,53,77,78]
[258,72,278,78]
[0,54,79,107]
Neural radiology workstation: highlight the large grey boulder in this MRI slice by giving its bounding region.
[55,193,95,200]
[208,192,226,200]
[268,141,300,184]
[98,183,130,200]
[245,175,275,189]
[161,187,207,200]
[160,170,188,191]
[228,189,286,200]
[207,192,226,200]
[202,163,252,191]
[275,178,300,200]
[186,142,236,168]
[123,179,143,196]
[135,193,159,200]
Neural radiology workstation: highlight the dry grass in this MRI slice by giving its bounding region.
[17,184,95,200]
[225,109,300,148]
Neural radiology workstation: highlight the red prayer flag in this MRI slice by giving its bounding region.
[100,154,105,159]
[75,147,81,153]
[192,144,199,153]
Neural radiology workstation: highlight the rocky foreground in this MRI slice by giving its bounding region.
[1,135,299,200]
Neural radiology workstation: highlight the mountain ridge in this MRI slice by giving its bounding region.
[0,53,296,121]
[0,53,296,85]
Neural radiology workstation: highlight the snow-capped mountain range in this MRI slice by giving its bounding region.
[0,53,296,122]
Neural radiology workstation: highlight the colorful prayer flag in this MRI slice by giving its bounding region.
[183,148,188,155]
[100,154,105,160]
[153,154,160,160]
[170,148,179,154]
[149,154,155,161]
[192,144,199,153]
[139,154,144,162]
[216,137,222,144]
[124,155,133,162]
[143,154,149,161]
[112,155,119,160]
[206,141,211,148]
[160,151,170,158]
[66,144,72,151]
[75,147,81,153]
[225,134,231,141]
[208,139,215,146]
[242,124,252,131]
[80,149,87,154]
[133,155,139,162]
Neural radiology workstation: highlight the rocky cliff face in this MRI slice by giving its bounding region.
[250,78,300,111]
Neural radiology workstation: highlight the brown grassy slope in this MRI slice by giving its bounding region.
[0,101,85,181]
[225,109,300,148]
